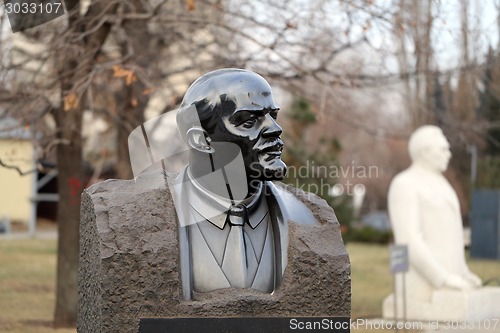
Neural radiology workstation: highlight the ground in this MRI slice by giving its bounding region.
[0,238,74,333]
[349,241,500,333]
[0,235,499,333]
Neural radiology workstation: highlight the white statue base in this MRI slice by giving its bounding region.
[383,287,500,321]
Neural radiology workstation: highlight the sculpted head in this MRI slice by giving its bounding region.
[408,125,451,173]
[177,69,287,183]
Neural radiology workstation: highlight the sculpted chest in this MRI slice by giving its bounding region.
[415,175,460,216]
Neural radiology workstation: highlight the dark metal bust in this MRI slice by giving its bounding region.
[78,69,351,333]
[172,69,317,300]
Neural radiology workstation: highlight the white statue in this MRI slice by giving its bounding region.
[383,125,500,321]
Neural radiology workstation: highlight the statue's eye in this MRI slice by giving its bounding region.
[270,110,278,119]
[241,117,257,128]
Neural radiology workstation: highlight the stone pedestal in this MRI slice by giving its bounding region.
[383,287,500,321]
[78,168,350,333]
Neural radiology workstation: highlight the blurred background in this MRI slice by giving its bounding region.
[1,0,500,332]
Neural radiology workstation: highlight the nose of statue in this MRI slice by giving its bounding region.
[262,115,283,138]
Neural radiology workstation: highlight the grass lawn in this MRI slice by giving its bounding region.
[0,239,499,333]
[347,242,500,333]
[0,239,75,333]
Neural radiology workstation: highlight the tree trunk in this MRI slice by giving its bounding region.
[54,122,83,327]
[53,59,83,326]
[53,1,118,326]
[115,84,146,180]
[115,0,150,179]
[53,55,83,328]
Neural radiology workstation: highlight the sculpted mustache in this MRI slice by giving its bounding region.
[256,139,284,153]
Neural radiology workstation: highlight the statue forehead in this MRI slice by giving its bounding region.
[415,128,448,146]
[409,126,449,160]
[181,69,278,111]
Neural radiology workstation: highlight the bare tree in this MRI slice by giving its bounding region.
[1,0,498,326]
[0,3,437,325]
[393,0,436,127]
[0,0,221,326]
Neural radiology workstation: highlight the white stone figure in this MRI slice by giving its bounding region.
[383,125,500,321]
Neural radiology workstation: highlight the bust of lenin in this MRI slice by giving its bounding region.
[78,69,351,333]
[171,69,317,299]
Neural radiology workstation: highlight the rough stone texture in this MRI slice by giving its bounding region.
[78,167,350,333]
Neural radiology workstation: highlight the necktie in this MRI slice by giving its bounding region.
[221,204,248,288]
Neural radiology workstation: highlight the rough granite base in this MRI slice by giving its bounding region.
[78,168,351,333]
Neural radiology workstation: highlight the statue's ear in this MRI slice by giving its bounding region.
[186,127,215,153]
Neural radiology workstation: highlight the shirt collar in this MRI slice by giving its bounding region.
[186,168,266,229]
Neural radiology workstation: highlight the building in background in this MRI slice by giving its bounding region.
[0,117,34,224]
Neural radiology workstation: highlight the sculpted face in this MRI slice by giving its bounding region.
[180,69,287,183]
[419,133,452,173]
[219,107,285,181]
[208,77,287,181]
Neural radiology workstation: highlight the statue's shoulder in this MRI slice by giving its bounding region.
[266,181,337,226]
[391,167,418,186]
[389,167,427,199]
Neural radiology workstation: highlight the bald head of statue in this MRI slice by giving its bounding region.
[177,69,287,183]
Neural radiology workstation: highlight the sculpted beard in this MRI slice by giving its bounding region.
[248,155,287,181]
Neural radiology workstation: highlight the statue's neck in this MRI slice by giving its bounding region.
[188,152,258,200]
[411,162,443,178]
